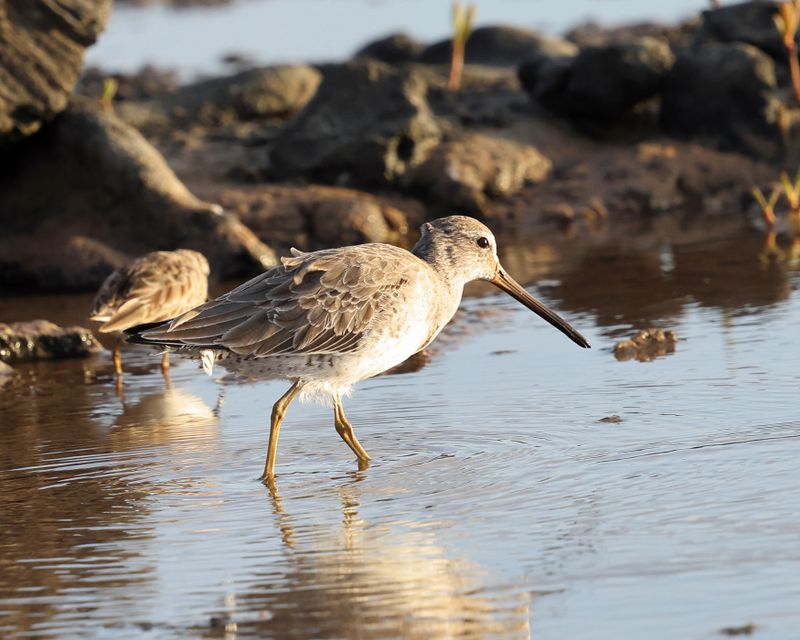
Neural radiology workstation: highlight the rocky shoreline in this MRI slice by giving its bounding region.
[1,0,799,294]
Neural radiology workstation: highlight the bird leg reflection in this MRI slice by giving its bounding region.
[112,336,123,377]
[262,380,304,483]
[266,482,295,548]
[212,387,226,418]
[333,396,371,463]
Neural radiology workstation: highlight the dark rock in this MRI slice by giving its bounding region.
[0,0,112,139]
[108,65,321,136]
[566,20,699,49]
[308,199,392,246]
[78,65,179,102]
[695,1,792,60]
[0,100,275,292]
[518,53,577,106]
[0,320,102,363]
[419,25,577,67]
[418,64,526,127]
[613,328,676,362]
[211,183,423,251]
[159,65,321,122]
[660,43,787,160]
[268,60,441,185]
[505,139,777,225]
[406,132,552,213]
[355,33,425,64]
[521,37,674,121]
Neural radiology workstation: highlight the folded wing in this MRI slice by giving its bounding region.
[138,245,414,357]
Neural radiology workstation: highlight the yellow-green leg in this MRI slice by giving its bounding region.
[262,381,304,483]
[334,396,370,461]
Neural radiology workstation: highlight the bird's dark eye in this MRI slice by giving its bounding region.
[477,237,490,249]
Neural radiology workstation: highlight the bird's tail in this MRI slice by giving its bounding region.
[124,319,178,346]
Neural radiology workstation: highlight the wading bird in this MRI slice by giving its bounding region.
[127,217,589,483]
[90,249,210,378]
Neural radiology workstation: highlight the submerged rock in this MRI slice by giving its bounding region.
[0,0,111,139]
[660,43,786,160]
[613,328,676,362]
[0,100,275,292]
[268,60,441,185]
[420,25,577,67]
[406,132,552,212]
[0,321,102,363]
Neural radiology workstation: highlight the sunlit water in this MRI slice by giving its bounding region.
[1,229,800,639]
[88,0,708,76]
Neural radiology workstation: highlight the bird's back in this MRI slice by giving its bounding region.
[133,243,453,361]
[90,250,210,333]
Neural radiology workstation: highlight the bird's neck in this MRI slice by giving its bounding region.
[412,239,464,289]
[412,242,467,333]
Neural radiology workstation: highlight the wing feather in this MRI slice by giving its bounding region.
[139,244,421,358]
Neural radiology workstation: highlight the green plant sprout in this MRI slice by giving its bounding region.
[448,1,477,91]
[774,0,800,104]
[752,185,781,227]
[101,77,118,113]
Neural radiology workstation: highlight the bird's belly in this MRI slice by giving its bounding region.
[343,318,438,382]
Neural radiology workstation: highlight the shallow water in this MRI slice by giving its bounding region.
[89,0,707,76]
[2,227,800,639]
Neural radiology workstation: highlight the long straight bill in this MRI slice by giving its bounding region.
[491,268,590,348]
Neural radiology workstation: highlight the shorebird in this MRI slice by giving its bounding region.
[89,249,210,377]
[127,217,589,482]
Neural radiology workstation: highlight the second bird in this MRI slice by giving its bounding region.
[89,249,210,378]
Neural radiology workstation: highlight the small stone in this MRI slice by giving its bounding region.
[613,328,677,362]
[598,415,623,424]
[0,320,102,363]
[719,623,757,636]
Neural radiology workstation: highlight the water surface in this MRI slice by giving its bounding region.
[88,0,707,76]
[1,227,799,639]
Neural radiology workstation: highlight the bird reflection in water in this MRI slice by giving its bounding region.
[198,482,532,639]
[111,385,221,451]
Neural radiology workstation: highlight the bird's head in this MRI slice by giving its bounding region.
[413,216,590,348]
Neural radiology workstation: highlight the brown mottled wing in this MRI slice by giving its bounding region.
[142,245,416,357]
[90,251,209,333]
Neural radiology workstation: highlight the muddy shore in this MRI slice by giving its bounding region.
[1,1,799,296]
